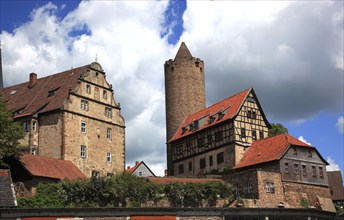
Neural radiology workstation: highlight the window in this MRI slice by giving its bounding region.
[103,90,107,100]
[80,145,86,158]
[138,172,142,176]
[107,152,112,163]
[197,137,205,147]
[200,158,206,169]
[319,167,324,178]
[189,161,192,171]
[23,122,30,132]
[32,121,37,131]
[312,166,317,177]
[48,87,59,97]
[285,162,289,173]
[265,182,275,193]
[105,107,112,118]
[260,131,264,139]
[207,134,213,145]
[294,164,299,174]
[209,156,213,166]
[308,150,312,157]
[293,147,297,155]
[107,128,112,140]
[81,121,87,133]
[252,111,256,119]
[241,128,246,138]
[247,110,252,118]
[178,164,184,174]
[86,84,91,94]
[92,170,100,178]
[81,99,89,111]
[244,182,254,194]
[252,130,257,140]
[217,152,224,164]
[215,131,223,142]
[302,165,307,176]
[31,148,37,155]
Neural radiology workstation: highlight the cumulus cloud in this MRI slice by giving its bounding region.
[298,136,311,145]
[336,116,344,134]
[181,1,343,122]
[326,156,340,171]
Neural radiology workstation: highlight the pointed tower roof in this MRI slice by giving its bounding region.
[175,42,193,60]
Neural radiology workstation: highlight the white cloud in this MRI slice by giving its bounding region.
[326,156,340,171]
[298,136,311,145]
[336,116,344,134]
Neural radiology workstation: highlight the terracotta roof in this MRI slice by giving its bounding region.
[327,171,344,201]
[19,154,86,180]
[0,64,89,118]
[127,161,143,173]
[170,88,263,142]
[147,177,223,184]
[234,133,319,169]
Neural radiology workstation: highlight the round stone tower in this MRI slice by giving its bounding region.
[164,42,206,141]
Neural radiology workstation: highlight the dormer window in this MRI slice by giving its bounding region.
[181,127,188,134]
[48,87,59,97]
[209,115,215,124]
[218,112,224,120]
[190,120,199,131]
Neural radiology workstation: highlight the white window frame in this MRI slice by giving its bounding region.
[81,145,86,158]
[105,107,112,118]
[81,99,89,111]
[106,152,112,163]
[86,84,91,94]
[81,121,87,133]
[103,90,107,100]
[107,128,112,140]
[265,182,275,193]
[32,121,37,131]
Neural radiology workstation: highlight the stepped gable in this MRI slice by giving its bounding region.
[169,88,251,142]
[0,65,89,118]
[19,154,86,180]
[234,133,327,169]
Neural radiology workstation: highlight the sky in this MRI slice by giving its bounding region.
[0,0,343,177]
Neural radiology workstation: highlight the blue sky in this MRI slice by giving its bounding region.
[0,0,343,176]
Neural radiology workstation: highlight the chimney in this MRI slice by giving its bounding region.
[127,166,130,170]
[135,161,140,166]
[29,73,37,88]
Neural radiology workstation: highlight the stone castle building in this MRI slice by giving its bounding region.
[164,43,333,210]
[0,62,125,178]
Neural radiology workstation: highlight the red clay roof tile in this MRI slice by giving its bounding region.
[0,65,89,117]
[234,133,315,169]
[169,88,252,142]
[19,154,86,180]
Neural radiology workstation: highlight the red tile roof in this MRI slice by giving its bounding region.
[147,177,223,184]
[0,65,89,118]
[19,154,86,180]
[127,161,143,173]
[170,88,270,142]
[234,133,317,169]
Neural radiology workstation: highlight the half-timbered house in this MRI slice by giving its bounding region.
[167,88,271,176]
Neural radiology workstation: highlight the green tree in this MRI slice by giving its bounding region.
[0,98,25,165]
[268,123,288,137]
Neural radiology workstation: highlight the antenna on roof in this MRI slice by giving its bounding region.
[95,54,98,62]
[71,66,74,75]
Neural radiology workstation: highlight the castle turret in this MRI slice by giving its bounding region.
[164,42,206,141]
